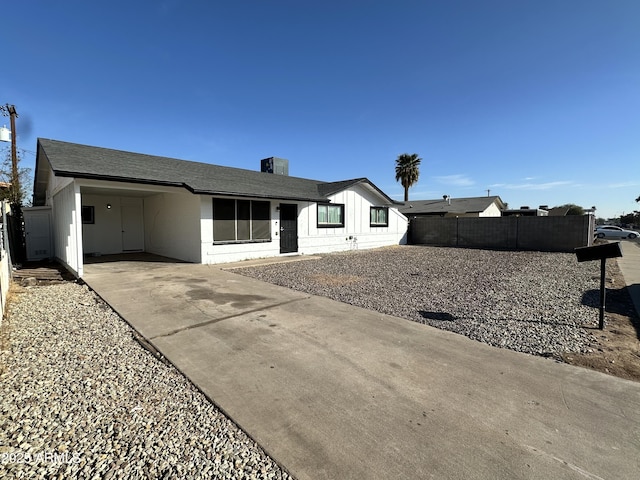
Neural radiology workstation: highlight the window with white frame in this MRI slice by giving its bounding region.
[370,206,388,227]
[213,198,271,242]
[317,203,344,228]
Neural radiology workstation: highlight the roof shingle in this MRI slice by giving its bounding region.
[399,196,504,215]
[34,139,396,205]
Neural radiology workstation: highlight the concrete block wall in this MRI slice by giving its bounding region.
[458,217,518,249]
[516,215,594,251]
[409,215,594,252]
[410,217,457,246]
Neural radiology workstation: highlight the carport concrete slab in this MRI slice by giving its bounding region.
[84,262,306,339]
[84,260,640,480]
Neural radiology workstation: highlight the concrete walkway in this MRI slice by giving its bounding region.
[83,254,640,480]
[618,240,640,317]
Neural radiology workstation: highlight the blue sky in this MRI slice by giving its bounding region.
[1,1,638,218]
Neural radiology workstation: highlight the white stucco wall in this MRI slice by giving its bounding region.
[200,185,407,264]
[479,202,503,217]
[52,181,83,277]
[82,194,127,255]
[145,191,202,263]
[200,197,281,264]
[46,169,73,206]
[299,184,407,254]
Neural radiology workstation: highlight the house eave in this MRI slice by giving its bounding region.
[54,170,187,190]
[193,189,327,202]
[55,171,327,203]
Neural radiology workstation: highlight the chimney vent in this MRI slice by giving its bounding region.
[520,206,530,209]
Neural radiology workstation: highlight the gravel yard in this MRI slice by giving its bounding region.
[0,246,618,477]
[234,245,603,358]
[0,282,291,479]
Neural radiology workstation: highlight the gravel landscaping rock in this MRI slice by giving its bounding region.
[0,282,291,479]
[234,246,602,358]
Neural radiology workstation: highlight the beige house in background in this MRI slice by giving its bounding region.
[399,196,505,218]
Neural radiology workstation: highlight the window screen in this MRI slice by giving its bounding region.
[213,199,236,241]
[317,203,344,227]
[370,207,388,226]
[252,201,271,240]
[213,198,271,242]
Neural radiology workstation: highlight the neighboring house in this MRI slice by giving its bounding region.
[546,206,571,216]
[399,195,505,218]
[31,139,407,277]
[502,206,549,217]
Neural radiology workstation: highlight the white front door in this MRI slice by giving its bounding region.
[121,205,144,251]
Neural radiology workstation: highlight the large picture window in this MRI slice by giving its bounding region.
[213,199,271,243]
[317,203,344,228]
[370,206,388,227]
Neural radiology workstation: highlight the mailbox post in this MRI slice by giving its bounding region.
[575,242,623,330]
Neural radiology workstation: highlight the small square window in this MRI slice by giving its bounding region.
[81,206,95,224]
[317,203,344,227]
[370,207,388,227]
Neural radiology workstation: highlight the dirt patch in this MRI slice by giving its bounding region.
[562,258,640,382]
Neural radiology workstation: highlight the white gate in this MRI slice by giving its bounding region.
[24,207,53,261]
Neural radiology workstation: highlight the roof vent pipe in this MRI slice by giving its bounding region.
[443,195,451,205]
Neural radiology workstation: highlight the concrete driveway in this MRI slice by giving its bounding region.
[83,255,640,480]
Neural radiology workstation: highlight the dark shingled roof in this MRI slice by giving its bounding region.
[399,196,505,216]
[547,206,571,216]
[34,139,397,206]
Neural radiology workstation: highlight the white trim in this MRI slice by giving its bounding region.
[74,183,84,277]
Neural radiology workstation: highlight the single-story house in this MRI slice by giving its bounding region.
[399,195,505,218]
[502,206,549,217]
[30,139,407,277]
[546,206,571,216]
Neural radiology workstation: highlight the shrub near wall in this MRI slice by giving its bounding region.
[408,215,594,252]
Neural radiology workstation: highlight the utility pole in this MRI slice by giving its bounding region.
[0,104,19,205]
[0,103,26,264]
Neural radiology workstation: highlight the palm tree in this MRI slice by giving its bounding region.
[395,153,421,202]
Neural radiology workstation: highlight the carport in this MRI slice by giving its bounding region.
[78,180,201,263]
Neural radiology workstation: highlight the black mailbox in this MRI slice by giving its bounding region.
[575,242,622,263]
[574,241,623,330]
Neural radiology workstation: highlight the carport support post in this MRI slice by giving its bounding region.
[599,258,606,330]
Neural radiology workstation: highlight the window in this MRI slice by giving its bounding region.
[213,199,271,243]
[81,206,95,224]
[370,207,388,227]
[317,203,344,228]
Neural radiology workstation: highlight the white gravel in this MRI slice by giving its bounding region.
[0,282,292,479]
[234,246,603,358]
